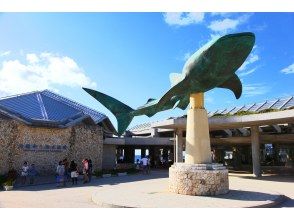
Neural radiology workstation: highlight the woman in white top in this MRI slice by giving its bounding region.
[21,161,29,185]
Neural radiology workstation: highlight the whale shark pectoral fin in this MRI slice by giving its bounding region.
[217,73,242,99]
[177,95,189,110]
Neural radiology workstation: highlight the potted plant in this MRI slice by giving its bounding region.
[3,179,14,191]
[2,169,17,191]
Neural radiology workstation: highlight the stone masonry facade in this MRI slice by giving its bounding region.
[0,119,103,175]
[169,163,229,196]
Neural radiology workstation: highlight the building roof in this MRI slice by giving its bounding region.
[129,96,294,133]
[0,90,115,131]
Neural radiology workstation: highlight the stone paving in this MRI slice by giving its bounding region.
[0,171,293,208]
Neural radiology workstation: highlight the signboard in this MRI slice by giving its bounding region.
[19,144,67,152]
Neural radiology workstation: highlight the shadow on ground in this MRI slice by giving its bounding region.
[229,174,294,183]
[11,170,168,192]
[214,189,278,202]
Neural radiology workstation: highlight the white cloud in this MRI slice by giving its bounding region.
[243,83,270,97]
[163,13,205,26]
[208,18,239,32]
[238,52,259,72]
[0,51,11,57]
[0,52,96,97]
[281,63,294,74]
[238,67,258,77]
[26,53,40,64]
[208,14,251,33]
[210,13,233,17]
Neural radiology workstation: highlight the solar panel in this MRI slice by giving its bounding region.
[281,97,294,109]
[257,100,278,111]
[271,97,290,109]
[237,103,255,112]
[248,102,266,112]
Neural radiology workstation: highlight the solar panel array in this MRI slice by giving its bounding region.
[130,96,294,132]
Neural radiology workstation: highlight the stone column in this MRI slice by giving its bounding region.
[141,148,146,158]
[175,129,183,163]
[149,147,155,167]
[251,126,261,177]
[124,147,135,163]
[185,93,212,164]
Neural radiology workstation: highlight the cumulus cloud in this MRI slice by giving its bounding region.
[238,67,258,77]
[163,13,205,26]
[208,14,251,33]
[210,12,233,17]
[26,53,40,64]
[243,83,270,97]
[0,52,96,97]
[238,46,259,72]
[281,63,294,74]
[0,51,11,57]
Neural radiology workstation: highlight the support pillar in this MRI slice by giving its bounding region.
[169,92,229,196]
[251,126,261,177]
[185,93,212,164]
[175,129,184,163]
[149,147,155,167]
[141,148,146,158]
[124,147,135,164]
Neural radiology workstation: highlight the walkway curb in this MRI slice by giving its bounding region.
[91,187,287,208]
[248,195,289,208]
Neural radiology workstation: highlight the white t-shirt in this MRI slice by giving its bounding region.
[21,165,29,176]
[141,158,148,166]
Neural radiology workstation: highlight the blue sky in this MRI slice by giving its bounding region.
[0,13,293,129]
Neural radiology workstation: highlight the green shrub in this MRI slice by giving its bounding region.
[1,169,17,187]
[258,108,279,114]
[93,170,103,177]
[3,179,13,186]
[126,168,140,174]
[0,175,6,185]
[234,111,256,116]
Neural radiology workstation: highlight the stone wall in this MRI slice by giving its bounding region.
[169,163,229,196]
[102,145,116,170]
[0,119,104,175]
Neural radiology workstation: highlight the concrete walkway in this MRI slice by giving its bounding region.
[0,171,293,208]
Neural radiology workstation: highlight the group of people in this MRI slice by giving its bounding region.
[20,158,93,187]
[136,156,151,174]
[56,158,93,187]
[20,162,38,185]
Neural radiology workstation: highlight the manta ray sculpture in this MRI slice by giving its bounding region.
[83,32,255,135]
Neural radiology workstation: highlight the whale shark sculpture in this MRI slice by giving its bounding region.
[83,32,255,135]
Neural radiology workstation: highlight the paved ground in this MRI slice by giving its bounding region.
[0,171,293,208]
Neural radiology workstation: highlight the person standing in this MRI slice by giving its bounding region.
[82,159,89,184]
[28,164,37,185]
[88,159,93,182]
[70,160,78,185]
[63,158,70,181]
[141,156,148,174]
[21,161,29,185]
[56,161,65,187]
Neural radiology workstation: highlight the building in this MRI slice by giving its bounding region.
[0,90,116,175]
[105,96,294,176]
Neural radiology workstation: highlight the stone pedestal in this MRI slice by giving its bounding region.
[169,163,229,196]
[168,92,229,196]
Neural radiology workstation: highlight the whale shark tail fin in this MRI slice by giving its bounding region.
[217,73,242,99]
[83,88,134,136]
